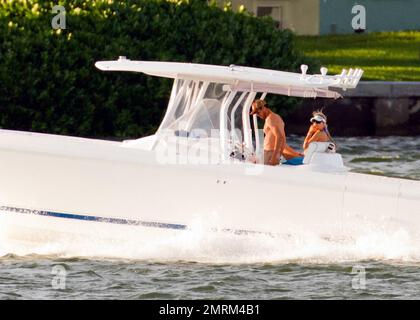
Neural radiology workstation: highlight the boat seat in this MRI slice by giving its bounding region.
[303,142,336,164]
[303,142,345,169]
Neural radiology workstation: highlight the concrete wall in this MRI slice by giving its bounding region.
[289,0,319,35]
[320,0,420,34]
[282,82,420,136]
[230,0,320,35]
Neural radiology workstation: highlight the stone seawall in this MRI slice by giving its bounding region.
[282,82,420,136]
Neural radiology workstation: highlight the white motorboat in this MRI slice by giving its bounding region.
[1,57,419,252]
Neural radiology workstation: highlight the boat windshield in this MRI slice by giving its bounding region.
[153,78,260,162]
[158,81,228,139]
[167,99,221,138]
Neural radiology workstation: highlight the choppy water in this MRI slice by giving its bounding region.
[1,136,420,299]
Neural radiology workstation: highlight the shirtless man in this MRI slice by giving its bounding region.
[250,99,302,166]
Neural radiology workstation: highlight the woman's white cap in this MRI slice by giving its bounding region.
[310,114,326,123]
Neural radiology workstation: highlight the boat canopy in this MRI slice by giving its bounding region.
[96,57,363,163]
[95,57,363,99]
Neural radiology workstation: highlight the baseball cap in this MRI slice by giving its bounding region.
[250,99,267,115]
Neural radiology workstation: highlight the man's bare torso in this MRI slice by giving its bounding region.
[263,112,285,151]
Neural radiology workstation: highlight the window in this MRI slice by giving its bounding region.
[164,82,227,138]
[256,6,283,29]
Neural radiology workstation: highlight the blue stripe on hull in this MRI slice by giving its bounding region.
[0,205,273,236]
[0,205,187,230]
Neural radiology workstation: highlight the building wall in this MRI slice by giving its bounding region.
[288,0,319,35]
[320,0,420,34]
[230,0,320,35]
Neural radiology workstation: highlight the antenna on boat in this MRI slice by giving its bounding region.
[300,64,308,79]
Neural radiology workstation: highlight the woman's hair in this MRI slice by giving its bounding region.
[312,109,327,122]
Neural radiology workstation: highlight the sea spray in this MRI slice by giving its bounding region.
[2,213,420,264]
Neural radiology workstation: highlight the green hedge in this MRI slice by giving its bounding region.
[0,0,317,138]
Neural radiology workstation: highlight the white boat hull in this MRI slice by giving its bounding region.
[1,129,420,253]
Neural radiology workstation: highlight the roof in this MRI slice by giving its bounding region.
[95,57,363,99]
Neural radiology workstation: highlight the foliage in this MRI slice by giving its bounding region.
[0,0,317,138]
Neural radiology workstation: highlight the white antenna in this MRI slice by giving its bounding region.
[300,64,308,79]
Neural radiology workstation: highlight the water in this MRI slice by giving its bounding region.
[1,136,420,299]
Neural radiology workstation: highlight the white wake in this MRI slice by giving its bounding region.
[1,216,420,264]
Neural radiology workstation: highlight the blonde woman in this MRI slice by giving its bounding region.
[303,110,335,150]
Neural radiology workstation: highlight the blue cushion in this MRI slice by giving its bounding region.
[283,156,304,166]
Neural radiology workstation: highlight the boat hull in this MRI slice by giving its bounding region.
[1,129,419,250]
